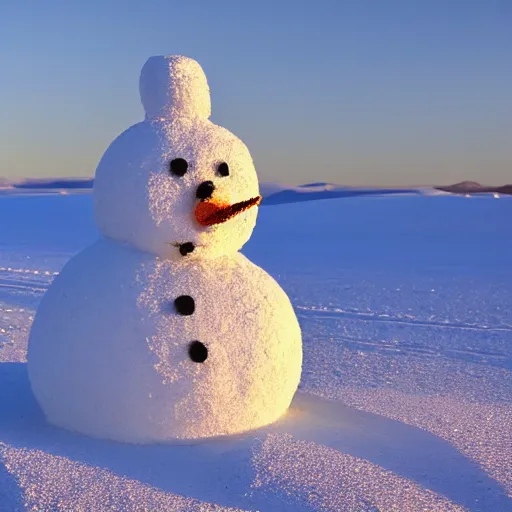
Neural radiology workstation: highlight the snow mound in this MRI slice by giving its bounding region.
[260,182,428,205]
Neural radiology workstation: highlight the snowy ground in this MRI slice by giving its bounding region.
[0,189,511,511]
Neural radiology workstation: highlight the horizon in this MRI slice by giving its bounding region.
[1,1,511,186]
[2,176,510,190]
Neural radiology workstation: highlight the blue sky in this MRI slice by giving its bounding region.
[0,0,510,185]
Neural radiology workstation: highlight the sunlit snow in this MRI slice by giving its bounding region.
[0,186,511,511]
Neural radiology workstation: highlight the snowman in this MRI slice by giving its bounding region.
[27,55,302,443]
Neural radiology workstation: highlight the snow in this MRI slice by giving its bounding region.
[94,117,260,261]
[28,241,301,442]
[94,57,260,262]
[26,56,301,444]
[0,177,454,200]
[260,182,428,205]
[139,55,211,121]
[1,189,511,510]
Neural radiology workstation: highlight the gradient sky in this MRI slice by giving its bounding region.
[1,0,510,185]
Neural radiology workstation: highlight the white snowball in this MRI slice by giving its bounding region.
[94,57,260,261]
[28,239,302,443]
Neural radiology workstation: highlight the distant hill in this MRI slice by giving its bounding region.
[260,182,423,205]
[436,181,512,195]
[496,185,512,195]
[13,178,93,189]
[0,178,93,190]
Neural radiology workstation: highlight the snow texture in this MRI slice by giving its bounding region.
[95,57,260,261]
[1,191,511,510]
[140,55,211,121]
[27,55,301,443]
[28,239,301,442]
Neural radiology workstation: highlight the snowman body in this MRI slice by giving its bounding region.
[28,56,302,443]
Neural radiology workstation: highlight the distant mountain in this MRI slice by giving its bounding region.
[436,181,512,195]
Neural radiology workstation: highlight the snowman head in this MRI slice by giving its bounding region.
[94,55,260,261]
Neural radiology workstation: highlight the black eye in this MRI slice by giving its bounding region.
[170,158,188,177]
[217,162,229,177]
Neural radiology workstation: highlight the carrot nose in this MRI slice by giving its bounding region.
[195,196,262,226]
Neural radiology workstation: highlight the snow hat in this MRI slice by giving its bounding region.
[139,55,211,121]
